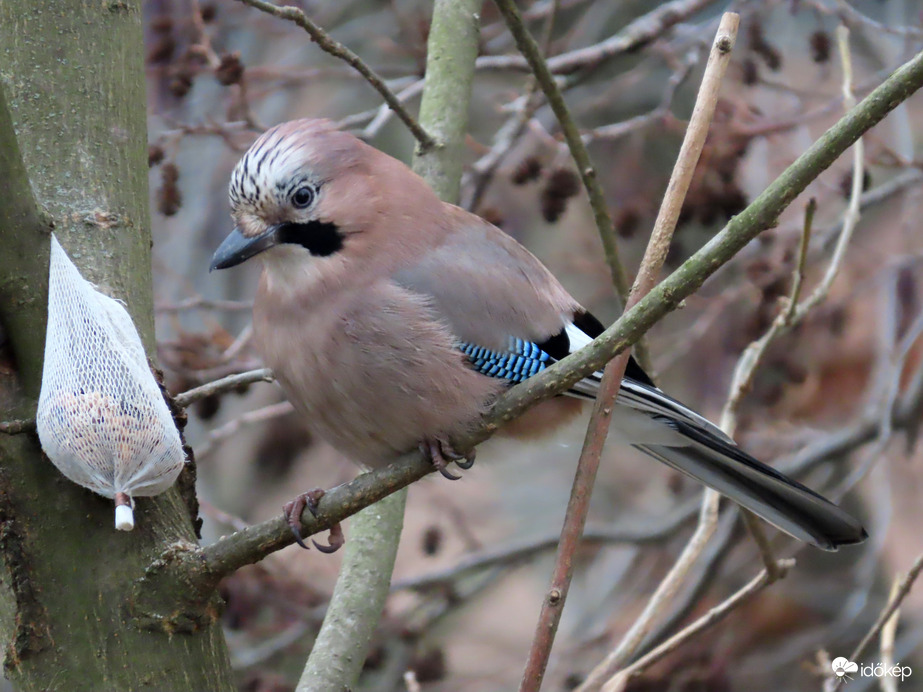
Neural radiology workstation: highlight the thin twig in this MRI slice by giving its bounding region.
[879,577,901,692]
[478,0,718,74]
[220,323,254,364]
[810,0,923,39]
[234,0,436,150]
[465,111,539,211]
[601,559,795,692]
[715,200,816,576]
[333,77,419,131]
[173,367,274,408]
[465,0,561,212]
[721,26,862,444]
[790,26,864,324]
[780,346,923,482]
[631,13,739,301]
[232,620,310,670]
[631,507,739,660]
[195,401,293,460]
[188,0,221,68]
[582,50,699,144]
[573,14,740,690]
[493,0,631,303]
[391,506,697,592]
[849,551,923,664]
[704,24,863,599]
[722,199,813,435]
[814,168,923,250]
[718,29,865,548]
[578,491,723,692]
[519,14,739,692]
[0,418,36,435]
[828,300,923,498]
[358,79,426,141]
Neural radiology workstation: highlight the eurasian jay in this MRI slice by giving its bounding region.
[210,118,867,552]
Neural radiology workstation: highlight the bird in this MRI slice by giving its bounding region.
[210,118,867,552]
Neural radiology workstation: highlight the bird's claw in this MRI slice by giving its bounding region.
[420,437,476,480]
[313,523,345,554]
[282,488,344,553]
[455,449,476,470]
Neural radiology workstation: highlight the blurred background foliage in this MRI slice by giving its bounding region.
[144,1,923,689]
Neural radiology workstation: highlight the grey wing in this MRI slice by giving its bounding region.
[393,211,580,350]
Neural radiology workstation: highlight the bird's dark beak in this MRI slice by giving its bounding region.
[210,225,282,271]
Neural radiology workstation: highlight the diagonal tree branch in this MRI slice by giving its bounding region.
[602,559,796,692]
[174,367,274,407]
[493,0,630,303]
[560,15,740,691]
[477,0,719,74]
[234,0,436,150]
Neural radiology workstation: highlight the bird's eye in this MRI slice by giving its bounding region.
[291,186,316,209]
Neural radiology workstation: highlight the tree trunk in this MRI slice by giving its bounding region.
[0,1,234,689]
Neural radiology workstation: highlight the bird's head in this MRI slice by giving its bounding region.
[210,119,378,273]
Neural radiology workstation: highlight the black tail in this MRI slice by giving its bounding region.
[633,419,867,551]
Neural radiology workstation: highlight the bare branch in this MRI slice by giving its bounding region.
[391,506,697,593]
[582,50,699,144]
[195,401,293,460]
[849,550,923,664]
[0,419,36,435]
[464,1,561,212]
[790,26,865,324]
[359,79,425,141]
[233,0,436,150]
[478,0,719,74]
[880,577,902,692]
[721,25,863,447]
[601,559,796,692]
[809,0,923,39]
[173,368,274,408]
[578,491,724,691]
[633,13,739,301]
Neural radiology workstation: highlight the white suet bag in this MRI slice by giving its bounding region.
[36,235,185,531]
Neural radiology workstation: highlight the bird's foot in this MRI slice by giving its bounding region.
[420,437,476,480]
[282,488,345,553]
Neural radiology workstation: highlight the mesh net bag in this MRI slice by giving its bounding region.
[36,235,185,531]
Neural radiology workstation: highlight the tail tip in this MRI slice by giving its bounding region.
[818,524,868,552]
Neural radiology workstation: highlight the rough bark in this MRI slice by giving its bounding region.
[0,1,234,689]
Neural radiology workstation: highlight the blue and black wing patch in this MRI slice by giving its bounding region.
[456,309,658,404]
[457,334,597,401]
[458,338,552,384]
